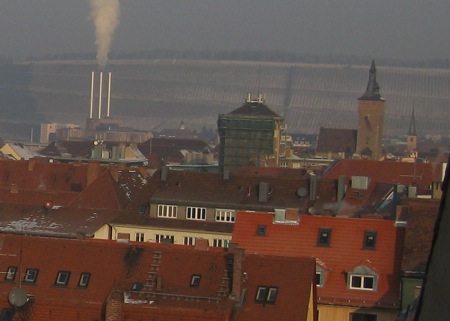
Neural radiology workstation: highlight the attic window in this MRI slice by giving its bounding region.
[316,266,325,288]
[55,271,71,286]
[78,273,91,288]
[23,269,39,283]
[256,224,267,236]
[317,228,331,247]
[4,267,17,281]
[363,231,377,250]
[350,275,375,291]
[255,286,278,304]
[190,274,201,287]
[347,265,378,291]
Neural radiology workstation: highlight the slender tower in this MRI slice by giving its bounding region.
[406,107,417,153]
[356,60,386,160]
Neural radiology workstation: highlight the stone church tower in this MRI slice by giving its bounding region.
[356,60,386,160]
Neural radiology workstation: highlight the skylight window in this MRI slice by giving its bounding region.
[55,271,70,286]
[363,231,377,250]
[4,267,17,281]
[78,273,91,288]
[317,228,331,247]
[23,269,39,283]
[190,275,201,287]
[255,286,278,304]
[256,224,267,236]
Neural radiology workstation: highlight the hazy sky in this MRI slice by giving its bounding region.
[1,1,449,61]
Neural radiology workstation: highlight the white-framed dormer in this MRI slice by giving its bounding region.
[347,265,378,291]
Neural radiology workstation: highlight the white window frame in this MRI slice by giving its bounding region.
[255,286,278,304]
[212,239,230,248]
[349,274,375,291]
[215,209,236,223]
[24,269,39,283]
[78,273,91,288]
[183,236,195,245]
[155,234,175,243]
[157,204,178,218]
[186,206,206,220]
[316,266,325,288]
[135,232,145,242]
[56,271,70,286]
[5,267,17,281]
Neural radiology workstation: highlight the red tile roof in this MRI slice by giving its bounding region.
[323,159,437,187]
[232,212,405,309]
[0,159,129,210]
[0,234,315,321]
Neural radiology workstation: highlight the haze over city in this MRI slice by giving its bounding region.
[1,1,449,62]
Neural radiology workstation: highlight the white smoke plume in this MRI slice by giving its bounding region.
[89,0,121,69]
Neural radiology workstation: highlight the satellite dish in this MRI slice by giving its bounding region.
[93,140,99,146]
[8,288,28,307]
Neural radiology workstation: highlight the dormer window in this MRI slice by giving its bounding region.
[255,286,278,304]
[363,231,377,250]
[347,265,378,291]
[317,228,331,247]
[316,266,325,287]
[186,207,206,220]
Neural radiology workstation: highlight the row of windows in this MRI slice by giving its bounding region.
[316,228,377,250]
[157,205,236,223]
[4,267,90,288]
[132,233,230,248]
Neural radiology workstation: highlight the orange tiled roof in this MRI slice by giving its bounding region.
[232,212,404,309]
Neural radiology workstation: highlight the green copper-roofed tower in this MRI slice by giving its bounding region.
[217,94,284,174]
[356,60,386,160]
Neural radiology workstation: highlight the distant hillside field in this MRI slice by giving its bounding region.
[0,59,449,141]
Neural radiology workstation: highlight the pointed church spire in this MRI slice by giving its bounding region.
[408,107,417,136]
[359,59,383,101]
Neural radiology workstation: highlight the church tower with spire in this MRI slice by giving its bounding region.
[406,107,417,153]
[356,60,386,160]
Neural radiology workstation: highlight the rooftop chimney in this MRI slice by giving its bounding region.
[230,248,245,302]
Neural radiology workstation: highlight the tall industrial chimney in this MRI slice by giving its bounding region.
[107,72,112,118]
[98,71,103,119]
[90,72,95,119]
